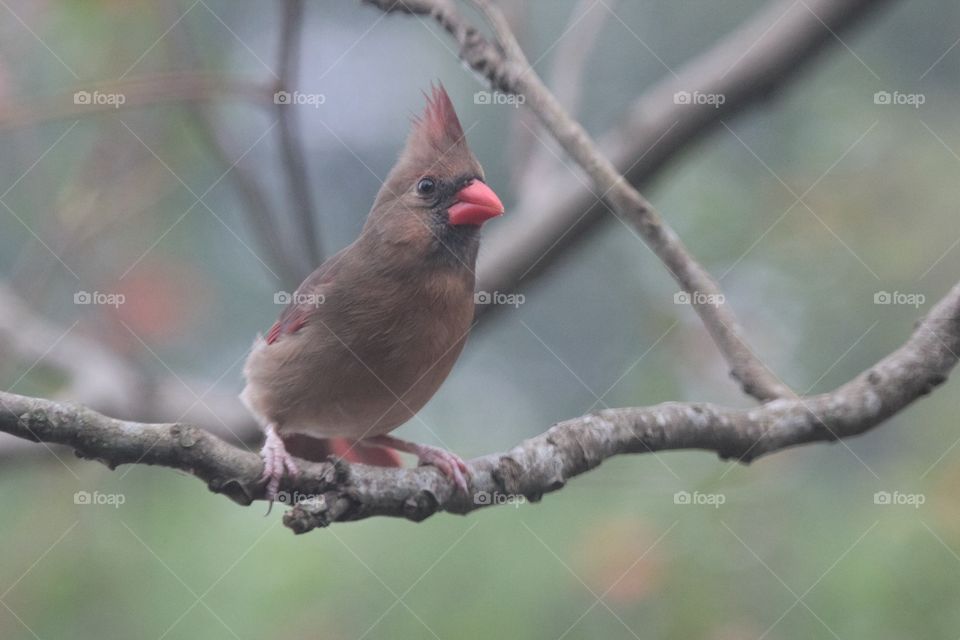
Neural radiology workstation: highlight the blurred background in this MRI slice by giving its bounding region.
[1,0,960,638]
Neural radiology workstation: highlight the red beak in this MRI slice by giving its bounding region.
[447,180,504,226]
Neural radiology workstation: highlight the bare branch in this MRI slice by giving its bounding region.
[364,0,794,400]
[1,282,957,533]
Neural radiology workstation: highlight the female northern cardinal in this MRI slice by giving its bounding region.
[241,84,504,501]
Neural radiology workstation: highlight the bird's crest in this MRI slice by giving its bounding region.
[409,83,467,152]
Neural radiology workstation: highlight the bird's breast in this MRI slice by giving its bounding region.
[273,270,475,438]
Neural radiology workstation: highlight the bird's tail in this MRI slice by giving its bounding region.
[282,434,403,467]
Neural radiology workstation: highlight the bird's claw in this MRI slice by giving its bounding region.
[259,427,300,511]
[415,445,470,494]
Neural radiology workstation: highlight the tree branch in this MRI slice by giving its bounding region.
[363,0,795,401]
[2,282,957,534]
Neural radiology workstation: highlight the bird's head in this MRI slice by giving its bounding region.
[365,84,504,267]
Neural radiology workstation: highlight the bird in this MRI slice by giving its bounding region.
[241,84,504,502]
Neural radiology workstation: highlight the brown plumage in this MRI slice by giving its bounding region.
[241,84,504,500]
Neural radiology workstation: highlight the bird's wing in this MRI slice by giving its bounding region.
[265,245,350,345]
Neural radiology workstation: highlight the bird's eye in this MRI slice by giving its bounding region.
[416,177,436,195]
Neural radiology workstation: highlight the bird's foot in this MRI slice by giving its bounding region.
[362,435,471,494]
[259,424,299,510]
[414,444,470,494]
